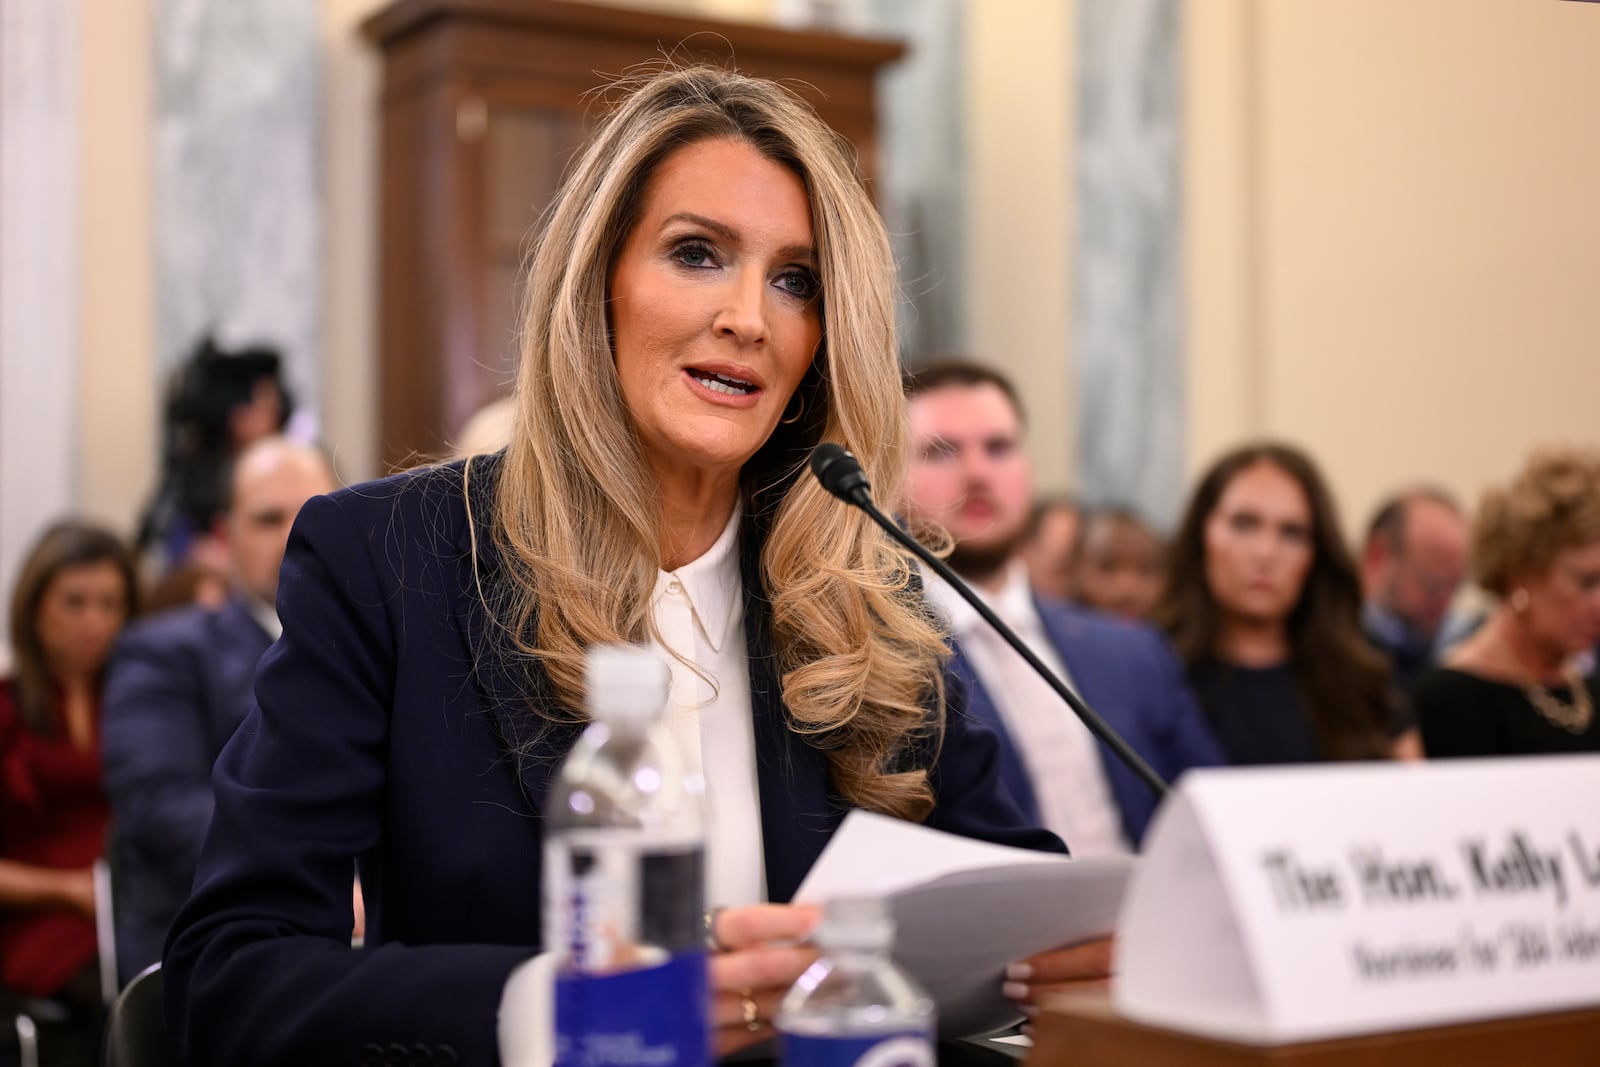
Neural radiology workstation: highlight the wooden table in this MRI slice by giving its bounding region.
[1028,989,1600,1066]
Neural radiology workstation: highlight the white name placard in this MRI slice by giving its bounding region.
[1115,756,1600,1044]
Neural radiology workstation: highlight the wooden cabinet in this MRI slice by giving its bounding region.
[362,0,904,469]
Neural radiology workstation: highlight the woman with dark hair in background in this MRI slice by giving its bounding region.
[1155,443,1421,764]
[1416,448,1600,756]
[135,337,294,569]
[0,522,139,1062]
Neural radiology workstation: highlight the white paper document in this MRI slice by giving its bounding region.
[794,811,1134,1035]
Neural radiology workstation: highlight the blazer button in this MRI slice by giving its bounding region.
[409,1044,434,1066]
[360,1044,385,1067]
[435,1045,459,1066]
[384,1042,411,1067]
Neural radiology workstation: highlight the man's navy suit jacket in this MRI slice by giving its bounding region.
[101,596,272,982]
[162,455,1060,1067]
[949,599,1226,847]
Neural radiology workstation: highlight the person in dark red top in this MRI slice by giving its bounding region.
[1,521,138,1018]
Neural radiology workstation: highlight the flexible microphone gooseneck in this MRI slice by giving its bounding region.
[810,442,1169,801]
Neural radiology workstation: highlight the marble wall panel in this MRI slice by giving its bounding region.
[0,0,80,670]
[803,0,968,359]
[154,0,321,418]
[861,0,968,359]
[1074,0,1184,527]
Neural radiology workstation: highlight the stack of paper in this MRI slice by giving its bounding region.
[794,812,1134,1036]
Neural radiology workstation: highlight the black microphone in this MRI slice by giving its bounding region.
[809,443,1169,801]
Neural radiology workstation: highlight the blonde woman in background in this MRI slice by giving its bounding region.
[1416,448,1600,756]
[164,66,1104,1067]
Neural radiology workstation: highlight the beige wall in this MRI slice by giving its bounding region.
[1186,0,1600,536]
[329,0,1078,499]
[321,0,387,487]
[69,0,866,515]
[73,0,401,508]
[964,0,1076,495]
[74,0,388,524]
[77,0,156,533]
[80,0,1600,544]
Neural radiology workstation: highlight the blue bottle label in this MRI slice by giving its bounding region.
[780,1031,936,1067]
[555,950,710,1067]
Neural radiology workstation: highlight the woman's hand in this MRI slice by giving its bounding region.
[708,904,822,1057]
[1001,936,1115,1027]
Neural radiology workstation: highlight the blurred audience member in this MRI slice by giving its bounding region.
[1156,443,1420,764]
[1360,487,1470,689]
[1416,449,1600,756]
[135,337,295,568]
[1021,495,1080,601]
[103,438,336,980]
[1069,507,1165,622]
[454,395,515,457]
[902,361,1224,852]
[0,523,138,1027]
[143,563,230,617]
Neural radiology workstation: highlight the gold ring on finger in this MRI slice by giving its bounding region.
[739,990,763,1033]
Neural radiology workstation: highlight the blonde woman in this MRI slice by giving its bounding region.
[164,67,1105,1066]
[1416,448,1600,756]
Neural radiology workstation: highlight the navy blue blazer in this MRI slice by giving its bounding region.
[949,598,1226,847]
[163,455,1060,1067]
[101,596,273,982]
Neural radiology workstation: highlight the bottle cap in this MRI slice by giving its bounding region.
[584,644,669,725]
[816,896,895,951]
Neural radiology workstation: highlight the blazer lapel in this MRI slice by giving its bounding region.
[448,454,582,815]
[947,640,1044,827]
[211,598,277,749]
[219,596,274,655]
[1034,599,1144,838]
[445,466,841,893]
[739,522,840,903]
[1036,600,1127,734]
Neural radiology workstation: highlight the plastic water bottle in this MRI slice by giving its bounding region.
[777,898,937,1067]
[544,644,709,1067]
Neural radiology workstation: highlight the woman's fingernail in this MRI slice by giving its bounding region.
[1021,1024,1035,1040]
[1002,981,1029,1001]
[1018,1003,1037,1019]
[1005,963,1032,982]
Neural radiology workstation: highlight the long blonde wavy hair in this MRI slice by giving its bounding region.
[475,65,947,820]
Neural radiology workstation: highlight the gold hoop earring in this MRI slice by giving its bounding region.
[1511,588,1530,613]
[780,391,806,425]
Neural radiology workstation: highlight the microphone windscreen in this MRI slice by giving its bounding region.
[810,444,871,504]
